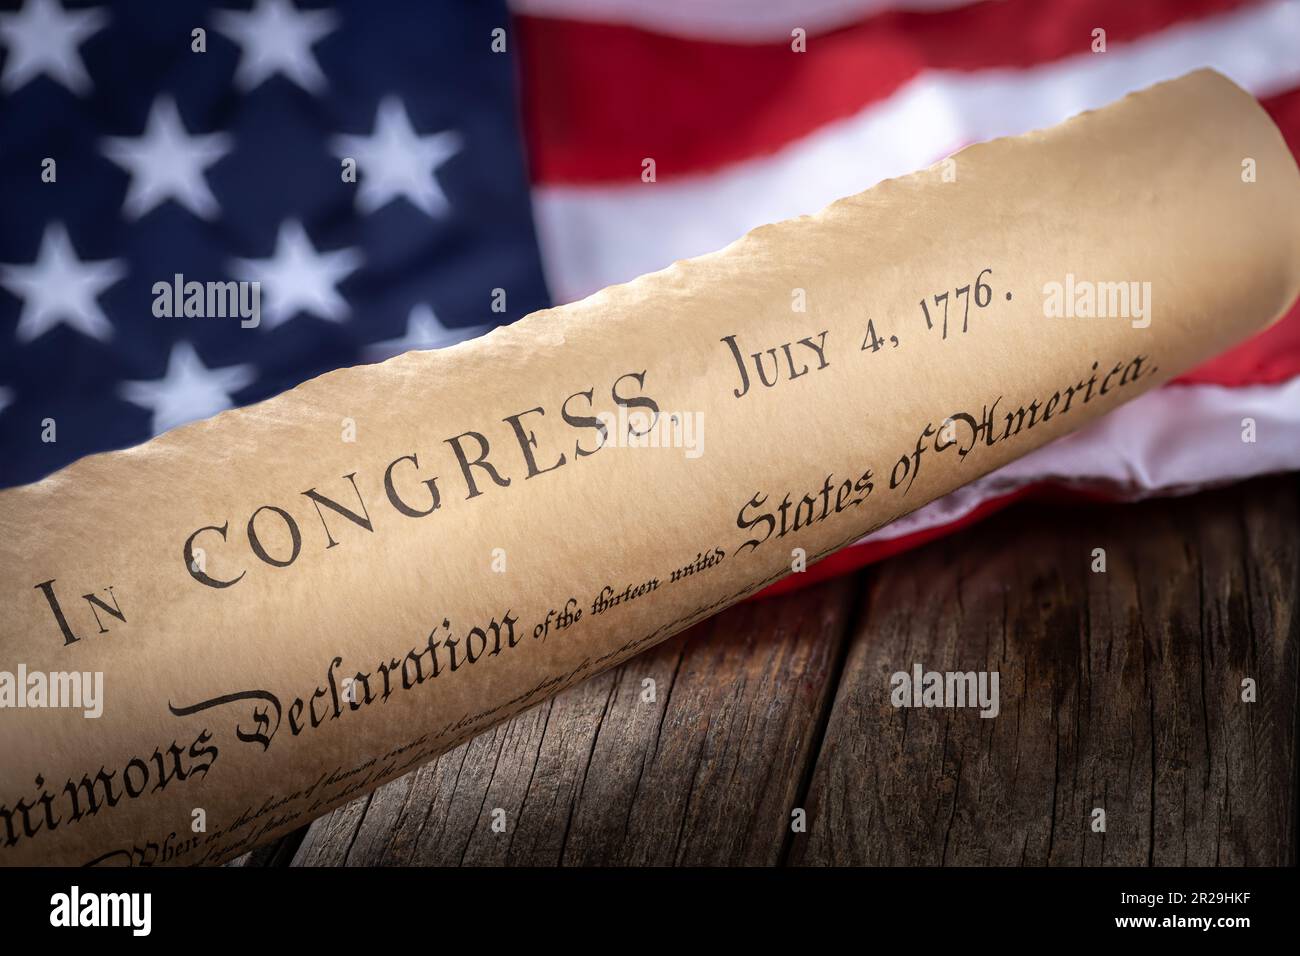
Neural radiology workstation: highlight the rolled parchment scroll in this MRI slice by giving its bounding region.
[2,69,1298,866]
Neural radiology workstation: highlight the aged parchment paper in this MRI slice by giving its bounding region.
[2,70,1298,866]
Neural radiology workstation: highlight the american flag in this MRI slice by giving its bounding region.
[0,0,550,487]
[2,0,1298,585]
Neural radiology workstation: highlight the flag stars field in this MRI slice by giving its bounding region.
[117,342,256,436]
[0,0,107,96]
[230,220,363,331]
[0,0,551,482]
[100,95,234,221]
[333,97,463,218]
[365,303,490,361]
[0,223,126,343]
[212,0,339,94]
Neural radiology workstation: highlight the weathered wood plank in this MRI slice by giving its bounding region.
[223,830,304,867]
[789,475,1299,866]
[291,576,857,865]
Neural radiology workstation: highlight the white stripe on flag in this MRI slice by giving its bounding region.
[532,0,1300,303]
[860,375,1300,544]
[510,0,973,42]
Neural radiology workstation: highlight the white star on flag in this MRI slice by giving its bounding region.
[365,304,489,360]
[230,219,362,330]
[0,222,126,343]
[118,341,256,436]
[332,97,461,217]
[0,0,107,96]
[0,385,13,417]
[100,95,233,220]
[213,0,338,95]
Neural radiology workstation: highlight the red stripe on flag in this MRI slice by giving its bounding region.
[1264,82,1300,157]
[517,0,1255,184]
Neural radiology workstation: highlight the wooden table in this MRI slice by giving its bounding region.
[235,474,1298,867]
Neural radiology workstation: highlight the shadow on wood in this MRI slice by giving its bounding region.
[790,475,1298,865]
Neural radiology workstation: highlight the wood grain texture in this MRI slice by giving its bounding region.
[234,476,1298,867]
[289,576,856,865]
[789,475,1299,866]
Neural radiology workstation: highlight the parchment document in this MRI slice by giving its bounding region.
[2,69,1299,866]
